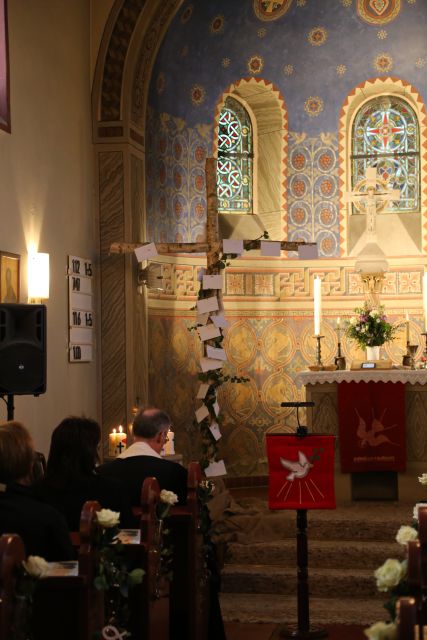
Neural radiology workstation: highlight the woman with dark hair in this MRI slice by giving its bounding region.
[36,416,135,530]
[0,420,73,560]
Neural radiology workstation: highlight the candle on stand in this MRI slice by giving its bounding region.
[313,276,322,335]
[423,274,427,331]
[108,428,118,457]
[116,425,127,455]
[405,311,410,344]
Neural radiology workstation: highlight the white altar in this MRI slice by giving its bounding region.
[295,369,427,502]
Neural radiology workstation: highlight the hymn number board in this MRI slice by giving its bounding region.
[68,256,93,363]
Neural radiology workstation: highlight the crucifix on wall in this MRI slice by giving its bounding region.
[110,157,316,474]
[344,166,400,240]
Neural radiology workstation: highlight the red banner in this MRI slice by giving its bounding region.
[337,382,406,472]
[266,434,336,510]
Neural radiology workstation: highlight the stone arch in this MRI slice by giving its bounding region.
[213,78,288,240]
[338,76,427,256]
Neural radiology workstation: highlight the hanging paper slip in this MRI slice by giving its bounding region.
[196,296,219,314]
[200,357,223,372]
[195,404,210,423]
[134,243,158,261]
[196,383,210,399]
[203,275,223,290]
[261,241,281,257]
[198,324,221,341]
[298,245,318,259]
[210,421,222,441]
[213,400,220,416]
[206,346,227,361]
[223,239,243,255]
[212,313,229,329]
[205,459,227,477]
[197,312,210,326]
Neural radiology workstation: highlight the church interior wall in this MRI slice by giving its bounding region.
[142,0,427,476]
[0,0,98,455]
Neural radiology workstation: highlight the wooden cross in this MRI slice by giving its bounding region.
[344,167,400,238]
[110,158,315,274]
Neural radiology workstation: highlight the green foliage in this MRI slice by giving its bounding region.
[346,304,401,348]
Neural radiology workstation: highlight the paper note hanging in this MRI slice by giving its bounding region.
[261,241,281,257]
[206,345,227,361]
[196,383,210,399]
[213,400,220,416]
[223,239,243,255]
[134,243,158,261]
[195,404,210,423]
[203,275,223,290]
[211,313,229,329]
[197,324,221,341]
[196,312,210,326]
[196,296,219,314]
[200,357,223,372]
[205,459,227,477]
[298,244,318,260]
[197,268,206,282]
[210,421,222,441]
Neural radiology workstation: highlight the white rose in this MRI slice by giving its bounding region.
[419,473,427,486]
[364,621,397,640]
[349,316,357,326]
[159,489,178,506]
[374,558,406,592]
[369,310,378,318]
[96,508,120,528]
[413,502,427,522]
[23,555,50,578]
[395,525,418,546]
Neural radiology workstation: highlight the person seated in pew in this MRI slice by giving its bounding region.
[0,421,73,561]
[35,416,135,530]
[98,407,188,506]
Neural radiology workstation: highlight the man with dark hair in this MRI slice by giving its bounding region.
[98,407,188,505]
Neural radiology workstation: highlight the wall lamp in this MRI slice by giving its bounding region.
[28,252,49,302]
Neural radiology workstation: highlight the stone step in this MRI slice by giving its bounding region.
[225,507,412,544]
[220,592,387,627]
[221,564,383,599]
[226,538,404,569]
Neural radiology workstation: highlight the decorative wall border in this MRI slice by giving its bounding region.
[338,76,427,256]
[212,77,288,239]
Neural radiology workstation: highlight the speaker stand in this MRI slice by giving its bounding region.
[3,394,14,420]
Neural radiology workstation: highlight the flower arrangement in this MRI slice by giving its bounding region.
[13,555,50,640]
[346,304,399,348]
[155,490,179,586]
[364,475,427,639]
[94,509,144,636]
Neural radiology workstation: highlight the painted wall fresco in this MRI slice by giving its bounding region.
[148,305,424,476]
[146,0,427,252]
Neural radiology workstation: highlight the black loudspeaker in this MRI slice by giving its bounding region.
[0,304,46,395]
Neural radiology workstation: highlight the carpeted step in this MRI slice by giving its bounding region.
[226,538,404,569]
[221,564,383,599]
[220,593,388,627]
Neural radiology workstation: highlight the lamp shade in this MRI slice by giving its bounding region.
[28,252,49,300]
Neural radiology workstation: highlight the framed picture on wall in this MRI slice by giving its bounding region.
[0,252,19,303]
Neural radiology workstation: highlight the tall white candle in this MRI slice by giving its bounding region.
[405,311,410,343]
[313,276,322,335]
[423,274,427,331]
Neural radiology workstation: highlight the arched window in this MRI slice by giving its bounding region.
[351,96,420,212]
[217,96,253,213]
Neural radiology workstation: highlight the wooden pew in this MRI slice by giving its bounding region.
[0,533,25,640]
[32,500,103,640]
[168,461,210,640]
[128,476,170,640]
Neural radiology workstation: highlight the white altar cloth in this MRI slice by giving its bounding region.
[295,369,427,388]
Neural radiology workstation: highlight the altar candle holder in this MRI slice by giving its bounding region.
[314,335,324,369]
[334,327,346,371]
[422,333,427,369]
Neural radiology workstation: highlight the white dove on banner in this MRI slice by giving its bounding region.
[280,451,313,482]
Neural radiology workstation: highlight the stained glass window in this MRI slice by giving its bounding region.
[217,96,253,213]
[351,96,420,212]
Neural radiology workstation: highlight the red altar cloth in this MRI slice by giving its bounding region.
[266,434,336,510]
[337,381,406,472]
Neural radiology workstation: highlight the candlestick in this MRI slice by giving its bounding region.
[313,277,322,336]
[405,311,410,345]
[314,335,324,368]
[422,333,427,369]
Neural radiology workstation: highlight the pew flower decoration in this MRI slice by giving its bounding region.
[346,304,399,348]
[94,509,144,635]
[154,490,178,587]
[13,555,50,640]
[364,621,397,640]
[157,490,178,520]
